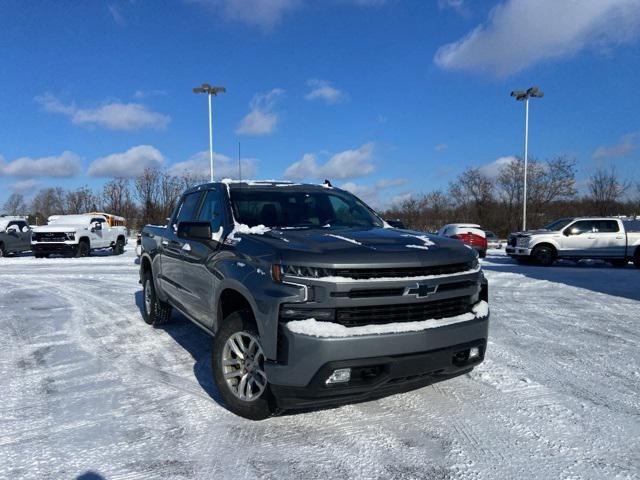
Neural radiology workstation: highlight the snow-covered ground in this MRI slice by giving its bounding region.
[1,248,639,479]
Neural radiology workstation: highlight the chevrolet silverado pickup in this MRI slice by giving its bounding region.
[32,213,128,258]
[506,217,640,267]
[140,181,489,419]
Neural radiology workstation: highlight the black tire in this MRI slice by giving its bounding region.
[479,250,487,258]
[75,241,90,258]
[608,259,628,268]
[634,251,640,269]
[532,245,556,266]
[113,237,125,255]
[212,310,275,420]
[0,243,5,258]
[141,270,172,326]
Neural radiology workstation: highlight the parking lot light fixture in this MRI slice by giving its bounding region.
[510,86,544,231]
[193,84,226,182]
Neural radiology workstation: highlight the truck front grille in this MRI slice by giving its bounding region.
[34,232,67,242]
[331,262,472,280]
[335,296,473,327]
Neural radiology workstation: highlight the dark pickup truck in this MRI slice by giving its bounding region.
[140,181,489,419]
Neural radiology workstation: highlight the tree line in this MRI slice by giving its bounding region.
[381,157,639,236]
[2,168,207,231]
[2,158,638,236]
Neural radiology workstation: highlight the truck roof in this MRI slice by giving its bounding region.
[184,180,336,195]
[47,214,107,225]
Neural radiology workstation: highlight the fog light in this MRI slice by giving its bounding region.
[326,368,351,384]
[469,347,480,359]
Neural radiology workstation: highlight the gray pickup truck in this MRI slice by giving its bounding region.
[140,181,489,419]
[0,216,31,257]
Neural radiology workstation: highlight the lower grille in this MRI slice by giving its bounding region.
[335,296,473,327]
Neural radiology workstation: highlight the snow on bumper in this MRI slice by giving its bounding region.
[286,301,488,338]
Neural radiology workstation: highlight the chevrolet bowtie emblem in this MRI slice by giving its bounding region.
[405,283,438,298]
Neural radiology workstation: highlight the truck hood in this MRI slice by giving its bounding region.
[510,229,554,237]
[32,225,80,233]
[239,227,476,268]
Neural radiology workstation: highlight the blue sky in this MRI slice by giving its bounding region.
[1,0,640,208]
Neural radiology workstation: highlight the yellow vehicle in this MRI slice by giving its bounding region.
[88,212,127,228]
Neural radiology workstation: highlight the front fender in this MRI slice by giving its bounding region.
[214,259,306,360]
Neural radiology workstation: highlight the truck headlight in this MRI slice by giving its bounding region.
[516,237,529,247]
[271,264,333,281]
[66,233,75,240]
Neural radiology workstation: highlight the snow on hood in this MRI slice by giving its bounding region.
[286,301,489,337]
[32,225,79,233]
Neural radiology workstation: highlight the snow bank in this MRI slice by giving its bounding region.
[286,301,489,337]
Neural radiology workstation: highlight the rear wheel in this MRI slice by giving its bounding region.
[212,310,274,420]
[532,245,556,266]
[112,237,125,255]
[141,270,172,326]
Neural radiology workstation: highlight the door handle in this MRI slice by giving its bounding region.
[181,243,192,253]
[616,236,623,239]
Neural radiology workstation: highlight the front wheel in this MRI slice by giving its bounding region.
[75,241,90,258]
[212,310,274,420]
[532,245,556,266]
[112,238,125,255]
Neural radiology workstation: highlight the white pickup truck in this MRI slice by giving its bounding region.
[31,213,128,258]
[506,217,640,267]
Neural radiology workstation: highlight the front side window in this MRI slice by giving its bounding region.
[566,220,594,236]
[229,189,383,229]
[198,190,223,232]
[174,192,202,227]
[544,218,573,231]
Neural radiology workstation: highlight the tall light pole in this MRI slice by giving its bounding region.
[510,86,543,231]
[193,83,226,182]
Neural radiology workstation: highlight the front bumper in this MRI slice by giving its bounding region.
[32,242,77,255]
[266,312,489,409]
[506,246,532,257]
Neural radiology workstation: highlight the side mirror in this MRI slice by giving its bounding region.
[564,227,580,236]
[7,225,19,233]
[94,222,102,231]
[22,226,30,233]
[177,221,213,242]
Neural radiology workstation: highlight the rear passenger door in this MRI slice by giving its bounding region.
[591,220,625,258]
[179,188,225,326]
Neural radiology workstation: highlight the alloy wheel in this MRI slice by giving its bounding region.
[221,332,267,402]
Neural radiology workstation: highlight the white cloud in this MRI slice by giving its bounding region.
[35,93,170,131]
[0,151,82,178]
[108,4,125,25]
[593,132,639,160]
[434,143,448,152]
[189,0,300,29]
[236,88,284,136]
[434,0,640,77]
[88,145,165,177]
[168,151,258,179]
[341,178,407,209]
[305,79,348,104]
[132,89,167,99]
[479,155,517,178]
[11,179,42,194]
[438,0,469,16]
[284,143,375,181]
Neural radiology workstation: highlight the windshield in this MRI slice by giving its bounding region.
[229,188,384,229]
[543,218,573,231]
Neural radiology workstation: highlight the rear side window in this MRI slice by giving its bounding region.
[594,220,619,233]
[624,220,640,232]
[174,192,202,227]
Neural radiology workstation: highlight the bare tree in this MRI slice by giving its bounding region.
[31,187,66,223]
[588,168,630,216]
[65,186,98,214]
[448,168,494,225]
[134,167,161,226]
[2,193,28,216]
[158,171,185,222]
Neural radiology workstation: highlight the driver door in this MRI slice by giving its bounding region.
[561,220,595,257]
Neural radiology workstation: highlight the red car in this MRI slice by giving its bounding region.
[437,223,487,258]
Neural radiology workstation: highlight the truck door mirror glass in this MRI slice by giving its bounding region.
[177,221,213,242]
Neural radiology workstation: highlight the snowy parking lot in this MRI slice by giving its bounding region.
[1,248,639,479]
